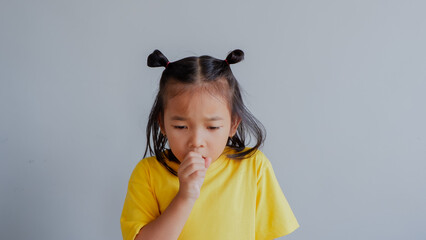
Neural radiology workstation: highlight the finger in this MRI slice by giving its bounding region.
[179,152,203,171]
[179,156,204,174]
[188,169,206,180]
[181,151,203,165]
[179,163,206,179]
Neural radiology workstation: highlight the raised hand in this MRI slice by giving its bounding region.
[177,151,212,201]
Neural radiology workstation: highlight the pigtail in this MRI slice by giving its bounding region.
[147,49,169,68]
[225,49,244,64]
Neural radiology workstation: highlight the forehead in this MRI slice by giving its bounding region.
[164,86,231,119]
[164,78,231,105]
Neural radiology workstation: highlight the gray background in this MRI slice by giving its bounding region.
[1,0,425,239]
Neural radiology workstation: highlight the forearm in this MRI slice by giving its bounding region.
[135,192,196,240]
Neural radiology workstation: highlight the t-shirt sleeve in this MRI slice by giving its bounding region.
[120,159,160,240]
[255,151,300,239]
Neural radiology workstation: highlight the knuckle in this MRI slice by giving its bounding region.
[188,164,201,173]
[194,170,205,178]
[188,151,201,159]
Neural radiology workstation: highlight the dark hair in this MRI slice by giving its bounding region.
[144,49,266,176]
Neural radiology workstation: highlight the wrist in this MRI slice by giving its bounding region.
[176,191,198,203]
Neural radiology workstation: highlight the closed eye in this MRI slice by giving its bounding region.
[208,126,221,130]
[173,126,187,129]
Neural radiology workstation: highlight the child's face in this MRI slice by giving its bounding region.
[160,87,240,163]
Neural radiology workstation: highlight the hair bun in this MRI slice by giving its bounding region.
[147,50,169,68]
[225,49,244,64]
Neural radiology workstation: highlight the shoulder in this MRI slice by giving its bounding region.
[241,147,270,163]
[230,147,271,170]
[129,155,158,183]
[134,155,158,171]
[130,154,178,182]
[237,148,275,181]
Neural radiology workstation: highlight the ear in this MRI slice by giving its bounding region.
[229,116,241,137]
[158,114,166,135]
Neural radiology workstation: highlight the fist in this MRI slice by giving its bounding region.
[177,151,212,200]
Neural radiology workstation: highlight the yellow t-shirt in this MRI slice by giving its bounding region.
[120,147,299,240]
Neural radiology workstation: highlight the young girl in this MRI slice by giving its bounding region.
[120,49,299,240]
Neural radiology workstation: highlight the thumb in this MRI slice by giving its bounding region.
[204,157,212,169]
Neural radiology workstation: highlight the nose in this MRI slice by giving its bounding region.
[188,128,205,149]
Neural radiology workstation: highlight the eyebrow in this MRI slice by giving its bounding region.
[170,116,224,121]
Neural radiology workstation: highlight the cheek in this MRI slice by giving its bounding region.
[166,131,185,145]
[166,134,186,159]
[209,129,231,145]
